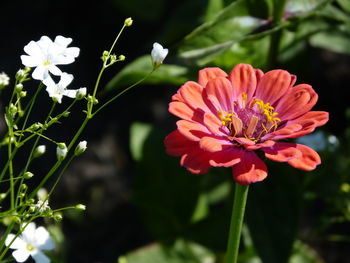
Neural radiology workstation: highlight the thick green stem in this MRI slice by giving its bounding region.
[225,183,249,263]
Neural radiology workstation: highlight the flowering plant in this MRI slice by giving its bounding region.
[0,18,167,263]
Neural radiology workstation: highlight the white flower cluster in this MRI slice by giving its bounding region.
[21,36,85,103]
[0,71,10,87]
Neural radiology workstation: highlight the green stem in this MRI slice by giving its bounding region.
[225,183,249,263]
[267,0,288,68]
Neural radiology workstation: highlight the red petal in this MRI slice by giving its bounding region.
[262,142,302,162]
[198,67,228,87]
[232,151,268,185]
[169,101,203,122]
[287,144,321,171]
[199,136,231,152]
[203,112,228,136]
[228,63,258,103]
[204,77,235,112]
[181,151,211,174]
[164,130,197,156]
[255,69,294,105]
[275,84,318,120]
[209,148,242,167]
[179,81,210,112]
[177,120,211,141]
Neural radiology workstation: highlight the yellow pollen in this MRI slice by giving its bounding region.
[241,92,248,108]
[253,98,280,124]
[43,61,51,66]
[26,244,34,251]
[218,110,232,126]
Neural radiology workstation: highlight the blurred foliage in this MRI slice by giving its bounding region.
[111,0,350,262]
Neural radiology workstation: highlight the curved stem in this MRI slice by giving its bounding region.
[225,183,249,263]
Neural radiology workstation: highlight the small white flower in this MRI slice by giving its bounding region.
[34,145,46,158]
[151,42,168,68]
[34,200,50,213]
[0,72,10,86]
[74,140,87,156]
[56,143,68,161]
[43,73,77,103]
[5,222,54,263]
[21,35,80,80]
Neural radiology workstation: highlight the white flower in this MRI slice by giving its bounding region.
[5,222,54,263]
[34,200,50,213]
[151,42,168,68]
[21,35,80,80]
[0,72,10,86]
[56,143,68,161]
[43,73,77,103]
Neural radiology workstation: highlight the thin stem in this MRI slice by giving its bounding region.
[92,70,155,117]
[225,183,249,263]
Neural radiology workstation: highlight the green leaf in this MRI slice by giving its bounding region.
[176,0,268,65]
[246,164,302,263]
[337,0,350,13]
[309,29,350,54]
[130,122,153,161]
[118,239,215,263]
[105,56,189,91]
[204,0,225,22]
[285,0,331,16]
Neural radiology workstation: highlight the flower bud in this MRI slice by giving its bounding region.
[0,72,10,89]
[24,171,34,179]
[62,111,70,117]
[74,141,87,156]
[15,83,23,93]
[53,213,63,222]
[19,91,27,98]
[75,204,86,210]
[56,143,68,161]
[33,145,46,158]
[151,42,168,69]
[8,103,17,115]
[118,55,126,61]
[76,87,87,100]
[124,17,133,27]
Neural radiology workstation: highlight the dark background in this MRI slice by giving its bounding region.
[1,1,350,263]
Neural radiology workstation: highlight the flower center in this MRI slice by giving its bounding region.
[43,60,51,66]
[26,244,34,251]
[218,93,280,142]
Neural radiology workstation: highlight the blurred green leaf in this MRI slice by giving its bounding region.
[130,122,153,161]
[309,29,350,54]
[285,0,330,16]
[130,122,201,240]
[337,0,350,13]
[105,56,189,90]
[118,239,215,263]
[177,0,268,65]
[204,0,225,22]
[246,164,302,263]
[289,240,325,263]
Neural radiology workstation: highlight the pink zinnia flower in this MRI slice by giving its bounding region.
[164,64,329,185]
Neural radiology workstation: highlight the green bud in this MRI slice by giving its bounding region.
[76,88,87,100]
[19,91,27,98]
[75,204,86,210]
[0,193,6,200]
[56,143,68,161]
[24,171,34,179]
[62,111,70,117]
[54,213,63,222]
[124,17,133,27]
[15,83,23,93]
[119,55,126,61]
[19,183,28,192]
[8,103,17,115]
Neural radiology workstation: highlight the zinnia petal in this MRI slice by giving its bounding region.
[255,69,294,105]
[199,136,232,152]
[198,67,227,87]
[169,101,202,122]
[209,148,242,167]
[287,144,321,171]
[275,84,318,120]
[165,130,198,156]
[177,120,210,141]
[228,63,258,103]
[232,151,267,185]
[262,142,302,162]
[179,81,210,112]
[204,77,235,112]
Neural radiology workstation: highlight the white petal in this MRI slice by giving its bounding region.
[42,75,56,87]
[64,47,80,58]
[35,227,54,250]
[54,35,72,47]
[12,249,30,263]
[59,73,73,88]
[5,234,26,249]
[23,41,44,59]
[63,89,77,98]
[47,65,62,76]
[32,251,51,263]
[32,66,48,80]
[53,55,75,65]
[20,55,41,67]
